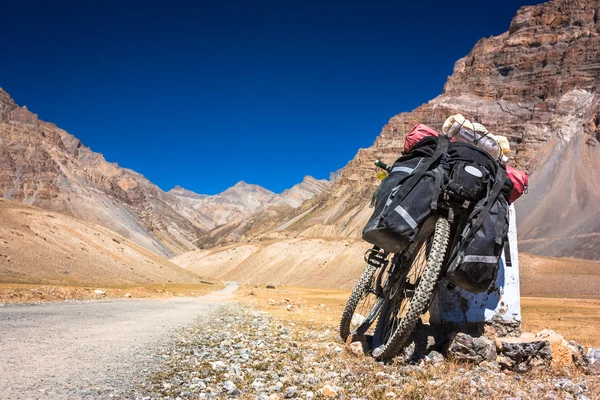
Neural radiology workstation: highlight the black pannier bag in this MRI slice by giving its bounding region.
[445,166,513,293]
[362,137,446,253]
[445,142,499,204]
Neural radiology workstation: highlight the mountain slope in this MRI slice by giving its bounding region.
[0,199,203,286]
[194,0,600,261]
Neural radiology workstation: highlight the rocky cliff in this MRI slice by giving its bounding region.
[195,0,600,260]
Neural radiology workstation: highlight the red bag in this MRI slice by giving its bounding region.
[404,124,440,153]
[506,165,529,203]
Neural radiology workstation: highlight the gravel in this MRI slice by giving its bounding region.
[126,305,599,399]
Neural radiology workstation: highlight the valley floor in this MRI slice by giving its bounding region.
[0,281,219,304]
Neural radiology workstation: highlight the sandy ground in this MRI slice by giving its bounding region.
[173,239,600,298]
[0,199,203,287]
[0,282,238,399]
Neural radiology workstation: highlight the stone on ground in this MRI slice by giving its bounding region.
[535,329,583,369]
[446,332,497,364]
[348,341,366,356]
[495,336,552,372]
[321,385,340,398]
[345,333,369,356]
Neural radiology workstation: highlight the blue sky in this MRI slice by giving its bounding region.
[0,0,540,195]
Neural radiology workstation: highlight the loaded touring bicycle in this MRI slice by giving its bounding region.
[339,120,528,361]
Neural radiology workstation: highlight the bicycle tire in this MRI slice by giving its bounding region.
[339,264,378,341]
[372,216,450,361]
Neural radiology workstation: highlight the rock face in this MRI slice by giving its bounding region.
[196,0,600,261]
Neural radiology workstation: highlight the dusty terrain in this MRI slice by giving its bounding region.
[173,238,369,289]
[173,241,600,298]
[0,282,237,399]
[519,254,600,299]
[0,199,205,287]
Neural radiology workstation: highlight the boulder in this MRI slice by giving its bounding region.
[535,329,583,368]
[446,332,497,364]
[495,336,552,372]
[345,334,369,356]
[577,347,600,375]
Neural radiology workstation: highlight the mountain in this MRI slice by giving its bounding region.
[0,89,332,258]
[193,181,277,227]
[192,0,600,261]
[185,176,332,249]
[273,176,331,208]
[167,178,329,232]
[0,91,208,257]
[169,186,208,200]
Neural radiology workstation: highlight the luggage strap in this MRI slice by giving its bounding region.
[448,167,507,264]
[466,167,506,242]
[382,135,450,220]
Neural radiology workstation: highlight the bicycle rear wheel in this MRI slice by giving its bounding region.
[372,216,450,361]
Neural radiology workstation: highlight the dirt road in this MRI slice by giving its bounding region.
[0,282,238,399]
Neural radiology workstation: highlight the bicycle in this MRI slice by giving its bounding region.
[339,160,459,361]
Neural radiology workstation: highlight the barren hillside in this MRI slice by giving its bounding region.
[173,240,600,298]
[0,199,203,286]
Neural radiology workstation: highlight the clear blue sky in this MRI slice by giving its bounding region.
[0,0,539,195]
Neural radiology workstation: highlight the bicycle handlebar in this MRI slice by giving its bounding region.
[375,160,392,173]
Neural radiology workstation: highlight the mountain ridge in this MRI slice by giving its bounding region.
[0,90,332,257]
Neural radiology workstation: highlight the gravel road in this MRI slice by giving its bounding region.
[0,282,237,399]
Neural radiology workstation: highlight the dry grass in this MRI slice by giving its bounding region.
[238,285,600,348]
[0,281,222,304]
[521,297,600,347]
[237,285,349,326]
